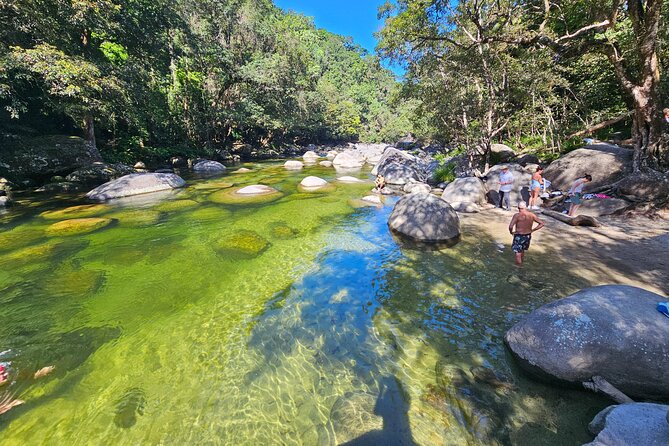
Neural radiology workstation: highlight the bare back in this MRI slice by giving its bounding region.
[510,210,542,235]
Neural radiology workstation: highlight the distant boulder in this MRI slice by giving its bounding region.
[333,151,365,169]
[86,173,186,201]
[403,182,432,194]
[299,176,328,188]
[491,144,516,162]
[302,151,320,162]
[284,160,304,170]
[193,160,226,173]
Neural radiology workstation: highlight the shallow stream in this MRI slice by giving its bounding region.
[0,163,611,445]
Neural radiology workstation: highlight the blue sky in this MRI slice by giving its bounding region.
[273,0,390,58]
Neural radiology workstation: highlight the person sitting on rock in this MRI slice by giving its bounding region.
[509,201,545,266]
[568,174,592,217]
[374,174,386,191]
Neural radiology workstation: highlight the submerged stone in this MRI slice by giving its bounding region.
[154,199,199,212]
[0,226,45,252]
[214,230,270,259]
[44,268,105,298]
[189,206,230,222]
[46,218,114,237]
[40,204,110,220]
[108,209,161,228]
[114,388,147,429]
[268,221,299,240]
[191,181,234,191]
[0,241,58,267]
[209,185,282,205]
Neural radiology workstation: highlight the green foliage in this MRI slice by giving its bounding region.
[433,162,456,183]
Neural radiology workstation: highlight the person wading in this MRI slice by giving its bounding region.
[509,202,545,266]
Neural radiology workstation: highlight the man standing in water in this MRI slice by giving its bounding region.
[509,202,545,266]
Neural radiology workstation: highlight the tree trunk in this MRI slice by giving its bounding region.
[83,113,102,161]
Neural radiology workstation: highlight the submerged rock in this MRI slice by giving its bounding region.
[388,193,460,243]
[39,204,110,220]
[330,392,382,444]
[154,199,199,212]
[86,173,186,201]
[337,176,365,183]
[214,230,270,258]
[586,403,669,446]
[44,268,105,298]
[114,388,147,429]
[0,241,59,267]
[189,206,230,222]
[505,285,669,400]
[209,185,282,205]
[0,227,45,252]
[362,195,383,205]
[191,181,234,191]
[108,209,161,228]
[268,221,299,240]
[46,218,113,237]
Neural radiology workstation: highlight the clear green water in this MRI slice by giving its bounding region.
[0,163,610,445]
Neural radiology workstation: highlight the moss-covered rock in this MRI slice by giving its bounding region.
[208,185,282,205]
[191,181,234,191]
[107,209,162,228]
[66,163,136,185]
[0,241,58,267]
[46,218,114,236]
[154,199,199,212]
[214,230,270,259]
[40,204,110,220]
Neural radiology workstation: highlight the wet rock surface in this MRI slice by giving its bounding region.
[86,173,186,201]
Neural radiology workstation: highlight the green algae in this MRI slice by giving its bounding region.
[39,204,111,220]
[214,230,271,259]
[0,226,45,251]
[107,209,162,228]
[154,199,199,212]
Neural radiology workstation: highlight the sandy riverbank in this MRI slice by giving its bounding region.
[460,208,669,296]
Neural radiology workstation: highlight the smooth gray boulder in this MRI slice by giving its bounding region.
[491,143,515,162]
[86,173,186,201]
[372,147,417,176]
[483,164,533,206]
[543,144,632,190]
[505,285,669,400]
[388,193,460,243]
[403,182,432,194]
[450,201,480,213]
[300,176,328,188]
[333,151,365,169]
[442,177,487,205]
[193,160,226,172]
[585,403,669,446]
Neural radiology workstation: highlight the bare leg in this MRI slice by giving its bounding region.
[568,204,581,217]
[515,252,523,265]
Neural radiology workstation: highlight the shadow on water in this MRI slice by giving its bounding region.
[341,376,415,446]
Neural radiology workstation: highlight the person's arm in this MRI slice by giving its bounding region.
[532,215,545,232]
[509,215,517,234]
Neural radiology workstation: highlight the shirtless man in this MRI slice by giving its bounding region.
[508,201,545,266]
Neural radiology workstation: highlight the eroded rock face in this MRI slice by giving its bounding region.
[585,403,669,446]
[66,162,136,185]
[442,177,487,205]
[86,173,186,201]
[388,193,460,243]
[193,160,226,172]
[544,144,632,190]
[505,285,669,400]
[0,135,100,183]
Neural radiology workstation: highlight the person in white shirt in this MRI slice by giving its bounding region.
[568,174,592,216]
[498,166,514,210]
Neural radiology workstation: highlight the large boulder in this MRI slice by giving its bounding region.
[299,176,328,188]
[613,173,669,203]
[388,193,460,243]
[491,144,516,162]
[193,160,226,173]
[543,144,633,191]
[0,134,100,184]
[284,160,304,170]
[442,177,487,205]
[333,151,365,169]
[586,403,669,446]
[403,182,432,194]
[354,143,389,165]
[372,148,421,185]
[86,173,186,201]
[66,162,136,185]
[578,198,630,217]
[505,285,669,400]
[302,151,320,162]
